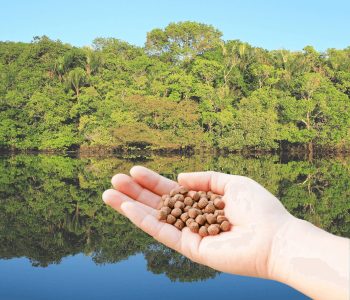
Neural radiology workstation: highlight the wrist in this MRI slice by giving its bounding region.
[267,216,350,300]
[267,215,305,282]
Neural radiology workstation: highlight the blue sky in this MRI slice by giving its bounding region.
[1,0,349,51]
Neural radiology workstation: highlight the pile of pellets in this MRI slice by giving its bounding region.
[157,186,231,237]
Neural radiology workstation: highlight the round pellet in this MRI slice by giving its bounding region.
[215,210,224,216]
[173,194,184,202]
[166,214,176,224]
[206,213,217,224]
[171,208,182,218]
[163,198,170,207]
[184,197,193,206]
[174,219,185,230]
[178,186,189,194]
[157,209,167,220]
[199,226,208,237]
[195,214,206,225]
[168,197,176,208]
[187,191,200,201]
[186,218,195,227]
[214,198,225,209]
[210,194,220,201]
[198,198,209,209]
[169,188,179,197]
[217,215,228,224]
[220,220,230,232]
[188,208,199,219]
[180,212,189,222]
[189,222,199,233]
[199,191,207,197]
[174,201,185,209]
[204,202,215,213]
[208,224,220,235]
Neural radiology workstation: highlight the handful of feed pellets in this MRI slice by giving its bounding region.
[157,186,231,237]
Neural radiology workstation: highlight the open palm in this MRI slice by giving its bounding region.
[102,166,293,279]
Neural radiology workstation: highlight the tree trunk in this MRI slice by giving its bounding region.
[308,141,313,161]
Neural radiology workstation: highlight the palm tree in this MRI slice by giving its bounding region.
[66,67,86,97]
[84,47,103,76]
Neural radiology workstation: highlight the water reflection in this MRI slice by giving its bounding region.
[0,154,348,282]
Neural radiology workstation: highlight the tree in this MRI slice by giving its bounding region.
[145,21,222,63]
[84,47,103,76]
[66,67,87,97]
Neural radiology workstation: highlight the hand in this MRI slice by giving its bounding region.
[102,166,294,279]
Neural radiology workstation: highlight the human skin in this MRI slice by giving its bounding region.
[102,166,349,300]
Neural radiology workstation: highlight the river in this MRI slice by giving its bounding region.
[0,153,349,299]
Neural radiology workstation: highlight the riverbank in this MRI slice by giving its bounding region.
[1,144,349,161]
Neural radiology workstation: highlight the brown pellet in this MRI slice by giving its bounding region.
[180,212,189,222]
[174,219,185,230]
[184,197,193,206]
[215,210,224,216]
[207,191,213,197]
[206,213,217,224]
[199,191,207,197]
[173,194,184,202]
[186,218,195,227]
[178,186,189,194]
[188,208,200,219]
[210,194,220,201]
[169,188,179,197]
[166,214,176,224]
[187,191,200,201]
[192,202,199,208]
[162,206,171,214]
[214,198,225,209]
[157,209,167,220]
[163,198,170,207]
[204,202,216,214]
[220,220,230,232]
[184,205,191,212]
[171,208,182,218]
[198,198,209,209]
[168,197,176,208]
[189,222,199,233]
[217,215,228,224]
[195,214,206,225]
[208,224,220,235]
[199,226,208,237]
[174,201,185,209]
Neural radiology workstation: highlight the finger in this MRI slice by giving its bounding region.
[179,227,202,263]
[111,174,161,209]
[177,171,232,195]
[130,166,178,196]
[120,201,182,252]
[102,189,155,216]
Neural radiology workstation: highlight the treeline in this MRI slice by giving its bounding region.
[0,21,350,152]
[0,154,348,275]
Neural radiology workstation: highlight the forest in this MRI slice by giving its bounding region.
[0,21,350,153]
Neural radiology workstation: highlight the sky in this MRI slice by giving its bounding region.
[1,0,349,51]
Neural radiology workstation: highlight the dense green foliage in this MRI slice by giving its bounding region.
[1,22,350,152]
[0,154,349,281]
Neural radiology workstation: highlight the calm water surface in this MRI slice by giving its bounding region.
[0,153,349,299]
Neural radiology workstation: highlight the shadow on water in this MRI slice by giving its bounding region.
[0,153,349,282]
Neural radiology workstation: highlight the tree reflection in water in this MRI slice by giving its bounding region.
[0,154,348,281]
